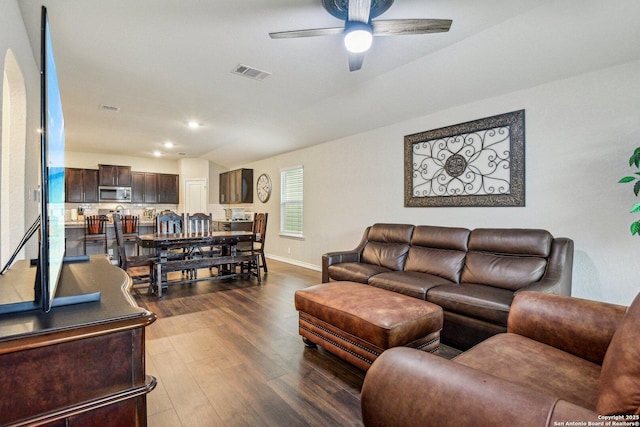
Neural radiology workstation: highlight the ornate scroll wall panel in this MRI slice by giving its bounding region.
[404,110,525,207]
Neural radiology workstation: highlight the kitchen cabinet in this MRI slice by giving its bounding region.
[65,168,98,203]
[157,173,179,204]
[219,168,253,204]
[131,172,178,204]
[132,172,158,203]
[99,164,132,187]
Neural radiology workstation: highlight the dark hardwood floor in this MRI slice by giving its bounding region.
[133,259,460,427]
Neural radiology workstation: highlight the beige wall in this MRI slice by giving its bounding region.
[0,0,42,261]
[65,151,179,174]
[244,59,640,306]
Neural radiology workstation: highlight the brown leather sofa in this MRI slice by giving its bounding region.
[360,291,640,426]
[322,224,573,349]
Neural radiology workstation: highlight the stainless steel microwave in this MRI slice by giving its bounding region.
[98,186,131,203]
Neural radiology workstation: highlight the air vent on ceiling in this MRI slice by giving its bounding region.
[231,64,272,81]
[99,104,120,112]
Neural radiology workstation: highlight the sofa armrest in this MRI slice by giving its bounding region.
[321,227,371,282]
[515,237,574,295]
[361,347,598,427]
[508,291,627,365]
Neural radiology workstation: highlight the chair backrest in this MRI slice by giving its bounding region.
[156,212,184,233]
[122,215,139,235]
[85,215,107,235]
[253,213,268,245]
[187,212,213,234]
[113,213,129,269]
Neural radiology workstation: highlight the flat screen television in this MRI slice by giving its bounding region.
[40,4,66,313]
[0,6,99,314]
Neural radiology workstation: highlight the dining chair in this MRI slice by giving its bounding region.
[114,213,157,290]
[121,214,140,255]
[155,211,184,233]
[239,212,268,274]
[186,212,213,234]
[186,212,220,277]
[84,215,108,254]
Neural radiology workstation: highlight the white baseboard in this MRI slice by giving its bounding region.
[265,254,321,272]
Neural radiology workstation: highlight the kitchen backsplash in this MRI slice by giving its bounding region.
[65,202,254,222]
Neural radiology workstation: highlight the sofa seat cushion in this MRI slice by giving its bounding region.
[427,283,513,326]
[454,333,601,410]
[368,271,454,300]
[327,262,391,284]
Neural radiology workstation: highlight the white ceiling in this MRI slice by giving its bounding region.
[16,0,640,168]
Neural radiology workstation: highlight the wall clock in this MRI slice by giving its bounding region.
[256,173,272,203]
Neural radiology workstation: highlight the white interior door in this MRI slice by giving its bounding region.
[184,179,207,215]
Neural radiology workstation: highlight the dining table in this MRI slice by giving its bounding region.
[136,230,259,296]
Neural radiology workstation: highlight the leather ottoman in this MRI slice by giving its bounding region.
[294,281,443,371]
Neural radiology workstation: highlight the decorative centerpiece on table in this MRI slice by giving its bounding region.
[619,147,640,236]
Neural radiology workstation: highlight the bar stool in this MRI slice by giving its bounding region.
[121,215,140,255]
[84,215,108,255]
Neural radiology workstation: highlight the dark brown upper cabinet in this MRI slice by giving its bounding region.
[65,168,99,203]
[219,169,253,204]
[99,164,132,187]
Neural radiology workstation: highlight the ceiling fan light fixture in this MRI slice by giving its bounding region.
[344,21,373,53]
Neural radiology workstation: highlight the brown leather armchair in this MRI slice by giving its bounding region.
[361,291,640,426]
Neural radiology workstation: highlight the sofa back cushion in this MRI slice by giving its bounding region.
[367,223,415,244]
[404,226,470,282]
[468,228,553,257]
[597,292,640,415]
[361,224,414,271]
[461,229,552,290]
[411,226,470,251]
[404,247,466,283]
[461,252,547,290]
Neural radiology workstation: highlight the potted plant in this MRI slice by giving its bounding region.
[619,147,640,236]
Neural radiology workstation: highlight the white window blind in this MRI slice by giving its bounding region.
[280,166,303,238]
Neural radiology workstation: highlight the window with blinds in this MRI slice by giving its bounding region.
[280,166,303,238]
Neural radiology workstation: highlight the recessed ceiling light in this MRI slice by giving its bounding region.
[153,151,162,157]
[187,121,200,129]
[164,141,174,148]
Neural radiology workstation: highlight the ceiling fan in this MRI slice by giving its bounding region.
[269,0,452,72]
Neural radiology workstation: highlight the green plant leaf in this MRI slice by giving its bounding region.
[631,221,640,235]
[632,147,640,168]
[635,181,640,197]
[631,202,640,213]
[619,176,636,183]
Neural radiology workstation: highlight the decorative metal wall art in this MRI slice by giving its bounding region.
[404,110,525,207]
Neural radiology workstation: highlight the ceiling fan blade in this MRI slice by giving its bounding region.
[348,51,365,72]
[372,19,452,36]
[349,0,372,23]
[269,27,344,39]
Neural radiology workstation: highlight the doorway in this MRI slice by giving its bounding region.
[184,179,207,215]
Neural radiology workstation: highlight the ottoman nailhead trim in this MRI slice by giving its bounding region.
[300,324,378,363]
[417,337,440,353]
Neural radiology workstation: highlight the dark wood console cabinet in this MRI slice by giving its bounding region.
[0,257,156,426]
